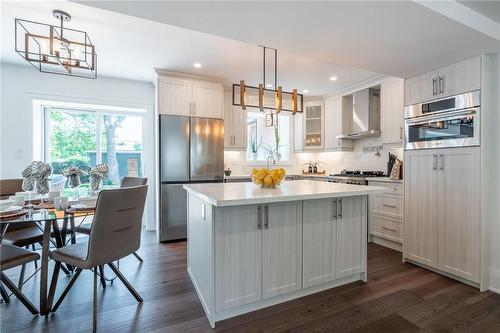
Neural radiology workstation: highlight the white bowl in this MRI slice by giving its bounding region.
[0,199,14,211]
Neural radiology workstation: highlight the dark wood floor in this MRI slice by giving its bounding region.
[2,231,499,332]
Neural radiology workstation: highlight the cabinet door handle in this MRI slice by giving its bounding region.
[332,199,337,219]
[382,204,397,208]
[257,206,262,229]
[400,127,403,140]
[338,199,342,218]
[439,76,444,94]
[432,78,437,95]
[382,226,397,232]
[439,154,444,171]
[432,153,437,170]
[264,205,269,229]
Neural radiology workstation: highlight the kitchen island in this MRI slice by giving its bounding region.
[183,180,386,327]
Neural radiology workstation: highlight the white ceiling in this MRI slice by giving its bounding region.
[75,0,500,78]
[459,1,500,23]
[0,1,378,97]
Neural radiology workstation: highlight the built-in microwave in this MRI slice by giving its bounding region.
[404,91,480,150]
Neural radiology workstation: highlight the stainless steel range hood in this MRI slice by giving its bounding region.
[336,87,380,140]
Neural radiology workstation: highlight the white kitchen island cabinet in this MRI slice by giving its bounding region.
[184,180,385,328]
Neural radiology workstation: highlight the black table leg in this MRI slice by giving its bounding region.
[39,221,51,315]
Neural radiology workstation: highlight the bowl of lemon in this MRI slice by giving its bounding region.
[251,168,286,188]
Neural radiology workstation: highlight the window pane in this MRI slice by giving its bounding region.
[46,109,96,196]
[246,111,290,162]
[101,114,143,186]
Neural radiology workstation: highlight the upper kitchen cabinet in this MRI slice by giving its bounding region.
[404,56,481,105]
[324,95,354,151]
[223,92,247,150]
[156,74,224,119]
[303,101,324,150]
[381,78,404,145]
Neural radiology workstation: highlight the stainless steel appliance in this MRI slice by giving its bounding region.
[404,91,480,150]
[337,87,381,139]
[159,115,224,241]
[326,170,384,185]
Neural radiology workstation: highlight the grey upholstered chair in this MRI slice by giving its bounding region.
[0,244,40,314]
[48,185,148,332]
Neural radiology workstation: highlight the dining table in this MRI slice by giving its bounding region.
[0,207,95,315]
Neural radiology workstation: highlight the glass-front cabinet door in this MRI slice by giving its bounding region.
[303,102,324,149]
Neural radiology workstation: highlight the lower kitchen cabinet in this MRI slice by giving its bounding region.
[404,147,480,284]
[335,197,366,279]
[215,205,262,312]
[262,202,303,298]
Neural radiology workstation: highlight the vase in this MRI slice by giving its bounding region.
[251,152,258,160]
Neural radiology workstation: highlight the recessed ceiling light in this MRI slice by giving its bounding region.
[302,89,309,93]
[266,84,273,88]
[193,62,202,68]
[329,76,338,81]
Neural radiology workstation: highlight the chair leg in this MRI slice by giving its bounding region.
[47,261,61,311]
[31,244,38,269]
[0,272,39,315]
[107,262,143,302]
[132,252,143,262]
[51,268,82,313]
[98,266,106,288]
[0,283,10,303]
[18,264,26,291]
[93,267,97,333]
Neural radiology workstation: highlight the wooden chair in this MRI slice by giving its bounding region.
[0,244,40,314]
[48,185,148,332]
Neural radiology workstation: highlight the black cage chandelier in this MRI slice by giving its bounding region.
[232,46,303,126]
[15,10,97,79]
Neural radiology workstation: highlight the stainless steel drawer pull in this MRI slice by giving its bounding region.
[382,226,397,232]
[264,205,269,229]
[338,199,342,218]
[257,206,262,229]
[382,204,397,208]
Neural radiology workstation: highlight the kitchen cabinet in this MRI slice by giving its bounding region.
[223,92,247,150]
[293,112,303,152]
[437,147,480,282]
[157,76,223,119]
[215,205,262,311]
[324,95,354,151]
[404,149,438,268]
[303,199,336,288]
[335,196,366,279]
[303,101,324,150]
[404,147,480,283]
[404,56,481,105]
[381,78,404,145]
[262,202,303,299]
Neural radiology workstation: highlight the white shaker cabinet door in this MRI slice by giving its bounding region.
[303,199,336,288]
[404,149,438,268]
[404,70,438,106]
[215,205,262,311]
[192,81,223,119]
[262,202,303,299]
[158,78,192,116]
[335,196,366,279]
[438,56,481,99]
[437,147,480,282]
[381,78,404,144]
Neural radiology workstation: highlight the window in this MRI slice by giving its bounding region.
[44,106,144,196]
[246,111,291,162]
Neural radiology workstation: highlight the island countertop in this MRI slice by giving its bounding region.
[183,180,386,207]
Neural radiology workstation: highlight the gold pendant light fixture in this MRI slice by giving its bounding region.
[15,10,97,79]
[232,46,302,120]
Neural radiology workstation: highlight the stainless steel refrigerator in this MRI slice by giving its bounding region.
[159,115,224,241]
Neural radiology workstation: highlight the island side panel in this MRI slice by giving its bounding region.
[187,193,215,326]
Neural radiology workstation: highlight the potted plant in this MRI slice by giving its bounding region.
[274,126,282,162]
[250,136,262,160]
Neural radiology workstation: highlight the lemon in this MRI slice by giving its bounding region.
[251,168,258,176]
[263,175,274,186]
[255,170,267,180]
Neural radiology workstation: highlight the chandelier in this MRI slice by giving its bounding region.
[15,10,97,79]
[233,46,302,126]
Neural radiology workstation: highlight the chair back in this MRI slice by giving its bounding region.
[86,185,148,266]
[120,177,147,188]
[0,179,22,199]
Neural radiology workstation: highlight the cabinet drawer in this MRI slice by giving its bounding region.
[368,181,403,196]
[370,214,402,242]
[369,195,403,217]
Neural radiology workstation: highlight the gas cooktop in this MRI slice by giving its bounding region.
[330,170,384,177]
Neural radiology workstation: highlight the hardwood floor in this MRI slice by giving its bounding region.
[1,231,499,332]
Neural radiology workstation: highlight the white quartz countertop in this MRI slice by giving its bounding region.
[367,177,403,183]
[184,180,387,207]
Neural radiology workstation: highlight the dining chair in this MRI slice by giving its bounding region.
[48,185,148,332]
[75,177,148,263]
[0,244,40,314]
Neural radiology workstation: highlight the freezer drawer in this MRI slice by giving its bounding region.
[160,184,187,241]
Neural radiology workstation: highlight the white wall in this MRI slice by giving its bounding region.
[0,63,156,230]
